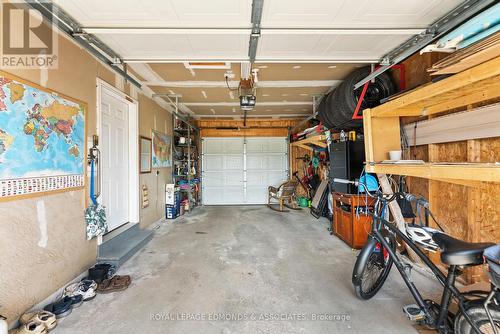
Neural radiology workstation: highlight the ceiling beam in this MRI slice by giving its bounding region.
[83,28,251,35]
[182,102,312,106]
[194,114,307,119]
[83,27,422,35]
[144,80,340,88]
[123,58,377,63]
[260,28,423,35]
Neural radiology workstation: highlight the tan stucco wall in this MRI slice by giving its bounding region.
[0,22,171,322]
[138,94,173,228]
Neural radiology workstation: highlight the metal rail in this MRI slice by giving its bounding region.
[353,0,497,89]
[25,0,142,89]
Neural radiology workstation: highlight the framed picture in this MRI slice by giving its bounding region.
[151,130,172,168]
[139,136,152,173]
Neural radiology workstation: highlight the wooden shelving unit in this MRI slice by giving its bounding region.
[363,56,500,185]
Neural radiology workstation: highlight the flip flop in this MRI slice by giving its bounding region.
[19,311,56,331]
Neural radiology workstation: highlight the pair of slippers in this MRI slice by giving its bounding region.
[97,275,131,293]
[14,311,56,334]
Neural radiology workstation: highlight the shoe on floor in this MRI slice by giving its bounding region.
[19,311,56,331]
[13,320,47,334]
[97,275,131,294]
[43,298,72,319]
[64,280,96,301]
[62,294,83,308]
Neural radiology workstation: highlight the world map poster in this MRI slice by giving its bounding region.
[151,130,171,168]
[0,72,86,200]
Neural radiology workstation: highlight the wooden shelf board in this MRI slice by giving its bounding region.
[370,56,500,118]
[291,135,327,150]
[366,163,500,184]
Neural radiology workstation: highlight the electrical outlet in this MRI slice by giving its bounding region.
[224,71,235,79]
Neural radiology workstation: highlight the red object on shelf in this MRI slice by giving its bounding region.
[351,64,406,120]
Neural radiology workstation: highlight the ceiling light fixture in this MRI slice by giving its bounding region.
[210,108,216,114]
[201,90,207,99]
[292,65,301,69]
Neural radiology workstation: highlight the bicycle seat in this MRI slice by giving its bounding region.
[432,233,494,266]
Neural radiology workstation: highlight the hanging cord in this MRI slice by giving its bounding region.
[226,76,241,94]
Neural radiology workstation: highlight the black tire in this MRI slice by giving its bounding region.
[455,305,500,334]
[353,232,396,300]
[318,66,396,130]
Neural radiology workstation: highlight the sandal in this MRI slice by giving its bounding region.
[14,320,47,334]
[19,311,56,331]
[97,275,131,294]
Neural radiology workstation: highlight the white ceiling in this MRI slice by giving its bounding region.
[97,32,250,60]
[54,0,463,62]
[52,0,465,118]
[260,0,463,28]
[53,0,253,28]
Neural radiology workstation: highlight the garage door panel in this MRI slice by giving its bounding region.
[246,171,266,186]
[268,171,287,186]
[203,138,244,154]
[203,171,244,187]
[246,186,268,204]
[202,137,287,205]
[246,137,287,153]
[203,187,245,204]
[247,154,287,170]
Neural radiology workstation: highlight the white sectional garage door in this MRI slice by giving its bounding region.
[202,137,288,205]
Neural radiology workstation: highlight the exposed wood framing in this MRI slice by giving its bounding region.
[371,56,500,118]
[197,118,299,137]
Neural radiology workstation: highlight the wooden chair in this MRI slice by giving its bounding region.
[267,179,301,212]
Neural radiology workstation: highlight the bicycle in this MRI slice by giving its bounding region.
[333,178,498,333]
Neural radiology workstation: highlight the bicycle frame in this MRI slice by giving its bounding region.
[370,209,484,334]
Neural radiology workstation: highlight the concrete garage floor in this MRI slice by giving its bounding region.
[53,206,440,334]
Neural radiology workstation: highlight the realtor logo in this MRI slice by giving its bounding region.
[1,2,58,69]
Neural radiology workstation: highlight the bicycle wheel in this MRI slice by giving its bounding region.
[353,232,396,300]
[455,305,500,334]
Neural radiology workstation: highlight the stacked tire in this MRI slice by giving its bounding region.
[318,66,396,130]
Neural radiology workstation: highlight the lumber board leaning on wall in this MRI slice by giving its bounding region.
[404,102,500,146]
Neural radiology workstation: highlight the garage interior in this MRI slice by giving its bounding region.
[0,0,499,333]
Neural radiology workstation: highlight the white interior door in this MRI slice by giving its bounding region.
[100,88,130,231]
[202,137,287,205]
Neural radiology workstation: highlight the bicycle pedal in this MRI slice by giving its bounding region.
[402,304,425,322]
